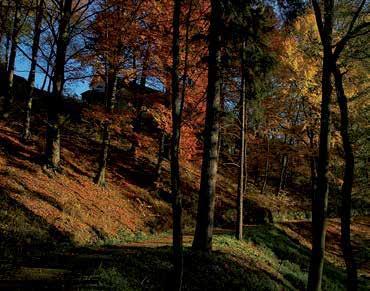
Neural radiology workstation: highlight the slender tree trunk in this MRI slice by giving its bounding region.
[95,69,116,186]
[180,0,192,112]
[0,1,11,64]
[107,72,117,112]
[45,0,72,169]
[155,131,166,181]
[47,67,54,93]
[3,0,20,117]
[171,0,183,289]
[278,154,288,193]
[261,134,269,194]
[192,0,222,252]
[333,66,357,290]
[23,0,44,140]
[140,47,149,88]
[41,70,48,91]
[236,41,246,240]
[5,33,10,66]
[308,1,334,290]
[94,121,110,186]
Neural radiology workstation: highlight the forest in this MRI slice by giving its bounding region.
[0,0,369,290]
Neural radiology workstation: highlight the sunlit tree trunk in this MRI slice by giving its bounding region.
[95,69,116,186]
[193,0,222,252]
[45,0,73,169]
[94,121,110,186]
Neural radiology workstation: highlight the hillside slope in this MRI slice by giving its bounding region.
[0,107,369,290]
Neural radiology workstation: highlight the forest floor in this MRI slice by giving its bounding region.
[0,219,369,290]
[0,109,369,290]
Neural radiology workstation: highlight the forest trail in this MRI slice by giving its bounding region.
[1,218,369,290]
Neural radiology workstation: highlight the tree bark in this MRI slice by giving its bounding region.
[3,0,20,117]
[236,40,246,240]
[155,131,166,181]
[23,0,44,140]
[94,121,110,186]
[94,67,116,186]
[260,134,269,195]
[278,154,288,193]
[308,1,334,290]
[192,0,222,252]
[45,0,72,169]
[307,128,318,196]
[333,66,357,290]
[140,47,149,88]
[171,0,183,289]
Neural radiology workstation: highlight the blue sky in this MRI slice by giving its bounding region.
[15,50,90,98]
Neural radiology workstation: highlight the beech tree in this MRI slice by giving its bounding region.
[309,0,369,290]
[45,0,73,169]
[3,0,22,117]
[22,0,45,140]
[171,0,183,288]
[192,0,222,252]
[307,2,334,290]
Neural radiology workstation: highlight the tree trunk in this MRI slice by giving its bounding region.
[94,122,110,186]
[307,128,318,196]
[95,68,116,186]
[192,0,222,252]
[171,0,183,289]
[45,0,72,169]
[236,40,246,240]
[47,67,54,93]
[107,71,117,113]
[23,0,44,140]
[278,154,288,194]
[260,134,269,195]
[140,47,149,88]
[308,1,334,290]
[155,131,166,181]
[3,0,20,117]
[333,66,357,290]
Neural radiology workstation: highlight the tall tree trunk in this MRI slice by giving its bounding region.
[45,0,72,169]
[236,40,246,240]
[171,0,183,289]
[3,0,20,117]
[307,128,318,195]
[308,1,334,290]
[192,0,222,252]
[94,121,110,186]
[261,134,269,195]
[23,0,44,140]
[333,66,357,290]
[278,154,288,194]
[95,69,116,186]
